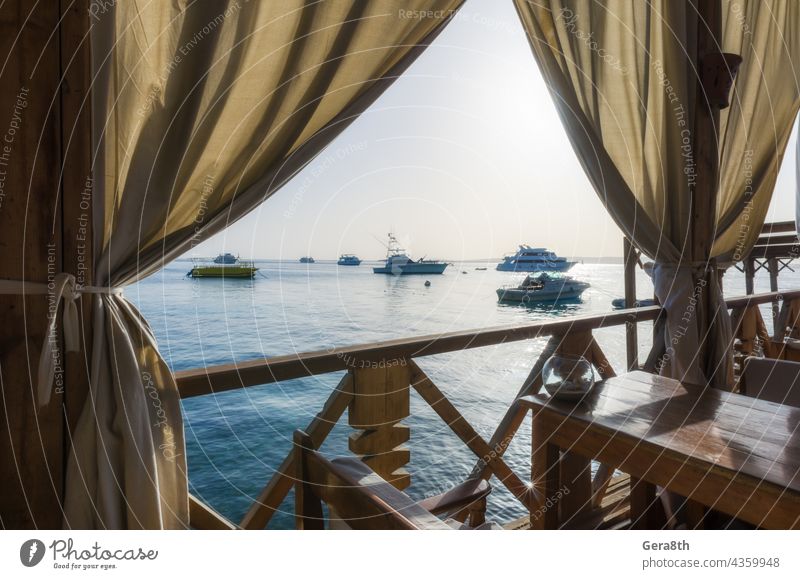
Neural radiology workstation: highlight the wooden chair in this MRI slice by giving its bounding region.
[741,357,800,408]
[293,430,492,530]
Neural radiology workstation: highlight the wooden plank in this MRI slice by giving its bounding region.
[760,221,797,235]
[0,0,64,529]
[572,373,800,468]
[747,244,800,260]
[410,361,535,510]
[189,494,237,530]
[753,234,799,246]
[175,308,662,397]
[467,335,559,483]
[239,373,353,529]
[294,431,324,530]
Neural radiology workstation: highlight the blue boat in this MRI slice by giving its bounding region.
[372,233,448,275]
[496,246,575,272]
[337,254,361,266]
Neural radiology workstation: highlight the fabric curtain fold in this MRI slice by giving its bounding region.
[514,0,800,386]
[64,0,464,529]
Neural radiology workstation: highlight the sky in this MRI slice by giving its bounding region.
[191,0,799,262]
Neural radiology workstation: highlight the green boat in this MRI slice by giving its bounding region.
[187,255,258,278]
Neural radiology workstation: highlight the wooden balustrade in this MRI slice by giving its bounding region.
[181,289,800,529]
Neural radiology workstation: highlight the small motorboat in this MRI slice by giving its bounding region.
[299,256,315,264]
[337,254,361,266]
[611,297,657,309]
[496,272,590,304]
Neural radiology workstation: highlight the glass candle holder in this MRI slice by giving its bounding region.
[542,354,596,401]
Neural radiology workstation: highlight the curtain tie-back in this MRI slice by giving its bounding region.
[0,273,123,406]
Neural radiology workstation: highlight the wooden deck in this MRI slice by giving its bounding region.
[504,473,632,530]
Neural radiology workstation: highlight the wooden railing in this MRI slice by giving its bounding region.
[177,289,800,529]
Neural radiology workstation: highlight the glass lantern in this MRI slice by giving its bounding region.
[542,354,596,401]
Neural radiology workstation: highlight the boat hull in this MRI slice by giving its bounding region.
[373,262,448,275]
[496,261,575,272]
[337,260,361,266]
[189,266,257,278]
[496,285,588,303]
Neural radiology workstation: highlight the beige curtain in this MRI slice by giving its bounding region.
[515,0,800,385]
[64,0,463,529]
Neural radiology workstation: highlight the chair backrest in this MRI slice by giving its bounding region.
[741,357,800,408]
[293,430,450,530]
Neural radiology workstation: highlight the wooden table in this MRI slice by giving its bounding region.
[519,371,800,529]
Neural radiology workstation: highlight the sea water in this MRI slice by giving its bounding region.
[128,259,776,529]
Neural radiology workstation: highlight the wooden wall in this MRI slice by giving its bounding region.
[0,0,91,529]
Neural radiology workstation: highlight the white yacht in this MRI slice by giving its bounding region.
[496,246,575,272]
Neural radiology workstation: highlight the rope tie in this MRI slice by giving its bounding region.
[0,273,123,406]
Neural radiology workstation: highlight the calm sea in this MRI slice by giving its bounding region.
[128,258,777,529]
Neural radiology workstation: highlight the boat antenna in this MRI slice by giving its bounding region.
[371,233,389,249]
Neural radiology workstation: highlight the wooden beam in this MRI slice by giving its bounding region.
[760,221,797,235]
[747,243,800,260]
[466,335,560,483]
[0,0,64,529]
[189,494,236,530]
[239,373,353,529]
[768,257,780,329]
[176,289,800,400]
[176,308,661,397]
[745,258,755,295]
[410,361,535,511]
[691,0,723,384]
[753,234,799,246]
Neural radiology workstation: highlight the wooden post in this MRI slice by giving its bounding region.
[623,236,639,370]
[768,257,779,331]
[691,0,725,385]
[348,363,411,490]
[744,258,755,295]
